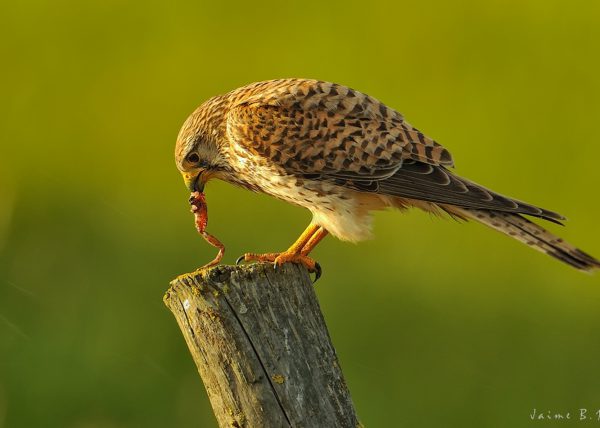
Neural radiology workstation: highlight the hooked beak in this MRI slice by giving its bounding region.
[183,172,205,193]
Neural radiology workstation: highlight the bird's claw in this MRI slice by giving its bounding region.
[275,259,321,283]
[236,252,322,281]
[312,262,322,283]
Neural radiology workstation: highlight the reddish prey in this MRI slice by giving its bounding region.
[189,191,225,268]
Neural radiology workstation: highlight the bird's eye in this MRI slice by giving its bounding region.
[186,153,200,164]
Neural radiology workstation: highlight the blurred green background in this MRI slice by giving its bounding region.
[1,0,599,426]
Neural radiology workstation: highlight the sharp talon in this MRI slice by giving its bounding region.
[273,262,279,271]
[236,255,245,265]
[313,262,322,283]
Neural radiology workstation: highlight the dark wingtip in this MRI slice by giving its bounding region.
[540,209,567,224]
[542,216,565,226]
[518,203,566,224]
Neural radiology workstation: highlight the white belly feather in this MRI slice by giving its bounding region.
[229,149,379,242]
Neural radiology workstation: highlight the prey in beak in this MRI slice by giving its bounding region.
[189,190,224,269]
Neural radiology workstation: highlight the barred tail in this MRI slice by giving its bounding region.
[453,208,600,272]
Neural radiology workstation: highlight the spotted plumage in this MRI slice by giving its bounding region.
[175,78,599,272]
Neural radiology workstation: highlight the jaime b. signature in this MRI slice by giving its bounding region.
[530,408,600,421]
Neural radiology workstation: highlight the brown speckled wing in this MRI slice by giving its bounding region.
[226,79,563,222]
[227,79,453,175]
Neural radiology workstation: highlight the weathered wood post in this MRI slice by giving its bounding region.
[164,262,359,427]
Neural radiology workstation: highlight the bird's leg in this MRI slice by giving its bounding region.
[237,224,323,273]
[291,226,329,282]
[300,226,328,256]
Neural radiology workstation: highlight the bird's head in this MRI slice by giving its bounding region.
[175,97,228,192]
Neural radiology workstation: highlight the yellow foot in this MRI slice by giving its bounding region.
[236,252,322,281]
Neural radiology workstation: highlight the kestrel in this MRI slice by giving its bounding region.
[175,79,599,276]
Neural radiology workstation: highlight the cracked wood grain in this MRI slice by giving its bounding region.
[164,263,359,428]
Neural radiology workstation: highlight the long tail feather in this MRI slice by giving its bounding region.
[449,207,600,272]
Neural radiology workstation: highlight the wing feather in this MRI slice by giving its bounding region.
[225,78,563,222]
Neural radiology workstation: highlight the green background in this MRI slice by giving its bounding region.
[1,0,599,426]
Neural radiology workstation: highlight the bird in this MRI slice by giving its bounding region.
[175,78,599,276]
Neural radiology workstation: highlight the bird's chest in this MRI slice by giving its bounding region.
[225,145,374,242]
[226,146,342,210]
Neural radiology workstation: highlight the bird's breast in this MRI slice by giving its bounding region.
[226,148,382,242]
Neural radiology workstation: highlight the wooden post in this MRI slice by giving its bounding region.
[164,262,359,428]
